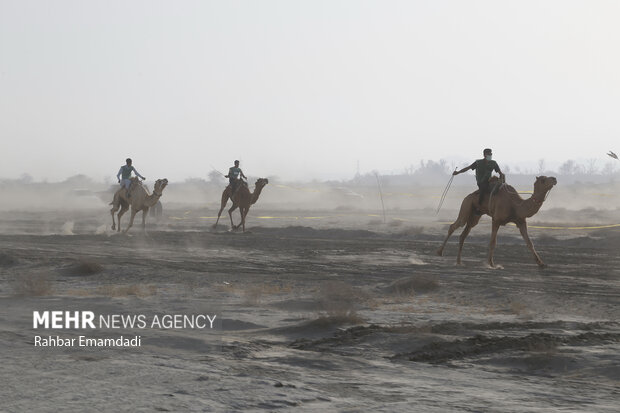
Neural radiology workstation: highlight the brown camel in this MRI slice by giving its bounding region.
[213,178,268,232]
[437,175,557,268]
[110,178,168,233]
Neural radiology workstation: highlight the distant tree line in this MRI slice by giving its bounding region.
[399,158,618,177]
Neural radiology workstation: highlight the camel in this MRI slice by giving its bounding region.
[437,175,557,268]
[110,177,168,233]
[213,178,269,232]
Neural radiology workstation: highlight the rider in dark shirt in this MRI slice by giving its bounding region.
[225,160,247,196]
[453,148,504,213]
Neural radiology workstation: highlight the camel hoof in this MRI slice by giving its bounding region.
[538,263,547,269]
[436,249,444,256]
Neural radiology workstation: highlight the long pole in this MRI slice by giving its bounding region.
[436,168,457,215]
[374,172,386,224]
[210,165,226,177]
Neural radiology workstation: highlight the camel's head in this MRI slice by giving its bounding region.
[255,178,269,189]
[535,176,557,192]
[153,178,168,195]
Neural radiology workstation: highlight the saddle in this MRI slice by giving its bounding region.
[489,176,505,196]
[120,178,143,201]
[228,180,248,191]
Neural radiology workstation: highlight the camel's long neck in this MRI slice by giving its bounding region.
[519,187,549,218]
[144,190,163,207]
[250,185,264,205]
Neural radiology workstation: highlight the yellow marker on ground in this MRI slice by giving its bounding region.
[257,216,299,220]
[515,223,620,230]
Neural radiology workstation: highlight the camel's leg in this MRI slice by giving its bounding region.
[238,207,245,232]
[110,192,121,230]
[437,195,475,256]
[111,204,119,231]
[228,204,239,230]
[124,208,139,233]
[240,207,249,232]
[516,221,546,267]
[487,220,501,268]
[456,214,482,265]
[437,220,464,256]
[116,203,129,233]
[141,208,149,232]
[213,188,231,228]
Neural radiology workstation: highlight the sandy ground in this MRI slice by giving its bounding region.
[1,206,619,412]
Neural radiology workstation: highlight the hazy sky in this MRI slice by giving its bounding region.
[1,0,618,182]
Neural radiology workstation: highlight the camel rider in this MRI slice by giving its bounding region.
[225,160,247,196]
[453,148,504,213]
[116,158,145,199]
